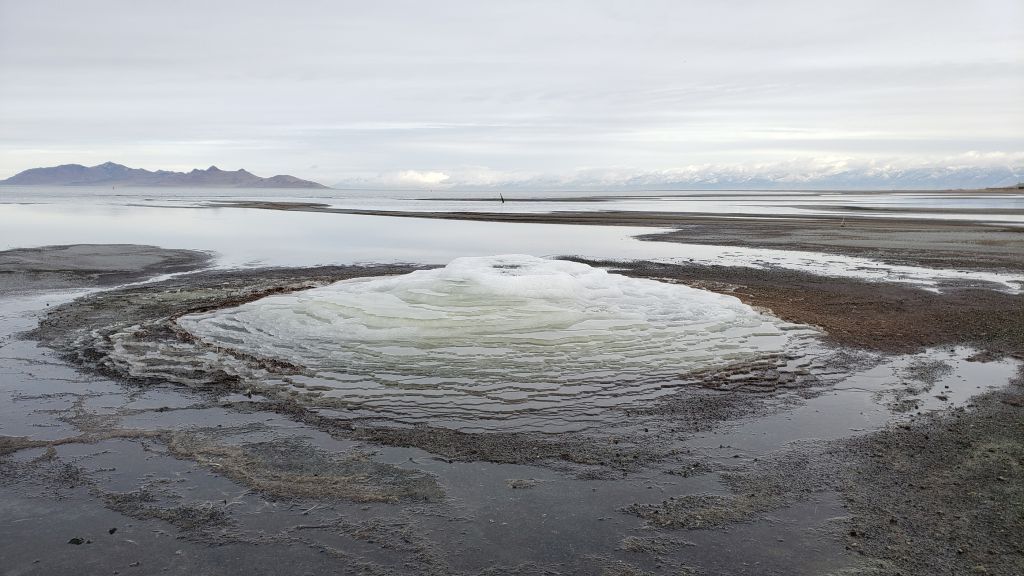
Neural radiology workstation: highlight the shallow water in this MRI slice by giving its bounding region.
[685,346,1020,456]
[1,202,1021,292]
[3,185,1023,224]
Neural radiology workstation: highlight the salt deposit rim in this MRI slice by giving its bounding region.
[158,256,805,431]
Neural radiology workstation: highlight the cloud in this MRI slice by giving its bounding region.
[1,1,1021,184]
[395,170,450,186]
[333,153,1024,190]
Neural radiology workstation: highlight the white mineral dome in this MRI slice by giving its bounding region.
[177,255,791,431]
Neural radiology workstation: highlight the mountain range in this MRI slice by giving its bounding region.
[0,162,328,188]
[616,166,1024,191]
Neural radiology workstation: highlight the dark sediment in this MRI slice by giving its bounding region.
[837,382,1024,575]
[623,444,844,529]
[0,244,212,293]
[620,380,1024,575]
[574,258,1024,356]
[166,432,444,503]
[5,242,1024,575]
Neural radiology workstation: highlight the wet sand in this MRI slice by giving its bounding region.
[1,244,1022,575]
[0,244,211,292]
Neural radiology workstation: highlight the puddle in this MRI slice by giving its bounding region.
[685,347,1018,457]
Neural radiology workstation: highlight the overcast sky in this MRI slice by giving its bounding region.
[1,0,1021,187]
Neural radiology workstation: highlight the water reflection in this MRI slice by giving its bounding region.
[2,185,1022,223]
[1,202,1021,291]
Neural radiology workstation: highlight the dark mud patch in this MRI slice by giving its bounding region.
[880,358,957,411]
[167,432,443,503]
[0,448,90,494]
[0,429,163,457]
[286,517,450,570]
[575,259,1024,356]
[624,444,843,529]
[0,445,453,575]
[1,426,443,505]
[620,381,1024,575]
[619,535,687,555]
[836,384,1024,575]
[101,488,235,533]
[0,244,211,293]
[899,357,955,386]
[0,435,50,456]
[354,424,677,472]
[505,478,539,489]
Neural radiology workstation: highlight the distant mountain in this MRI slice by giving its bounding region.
[0,162,328,188]
[629,166,1024,191]
[545,165,1024,191]
[334,163,1024,191]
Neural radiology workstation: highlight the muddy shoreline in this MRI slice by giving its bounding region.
[2,245,1023,574]
[0,244,212,292]
[573,258,1024,356]
[204,200,1024,271]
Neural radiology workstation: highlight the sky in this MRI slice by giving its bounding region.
[1,0,1022,188]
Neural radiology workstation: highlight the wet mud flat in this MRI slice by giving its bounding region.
[0,244,212,293]
[575,259,1024,356]
[1,245,1023,575]
[204,200,1024,271]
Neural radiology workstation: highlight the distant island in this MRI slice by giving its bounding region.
[0,162,328,189]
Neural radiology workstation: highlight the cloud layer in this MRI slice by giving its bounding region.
[342,154,1024,190]
[1,1,1021,188]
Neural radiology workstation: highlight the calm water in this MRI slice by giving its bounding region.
[2,185,1023,223]
[1,190,1022,291]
